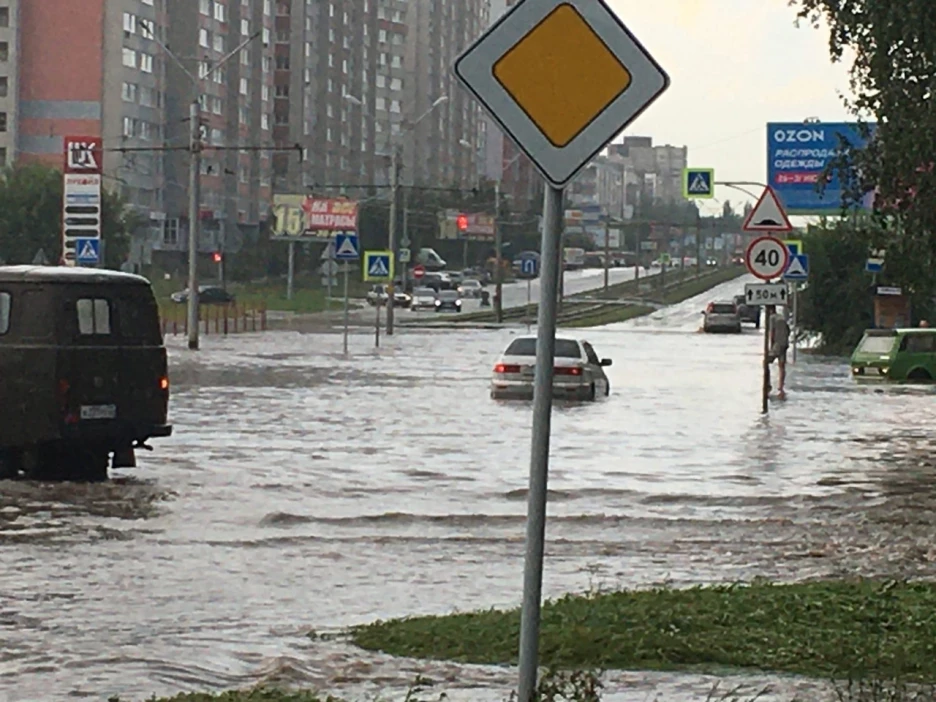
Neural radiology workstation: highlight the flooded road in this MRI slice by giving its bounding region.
[4,275,936,702]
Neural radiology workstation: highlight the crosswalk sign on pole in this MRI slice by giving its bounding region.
[75,238,101,265]
[363,250,393,282]
[682,168,714,199]
[334,233,360,261]
[783,253,809,280]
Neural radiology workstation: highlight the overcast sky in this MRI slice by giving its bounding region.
[604,0,854,213]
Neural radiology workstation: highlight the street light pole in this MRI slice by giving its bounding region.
[387,145,399,336]
[141,20,259,351]
[494,179,503,323]
[187,98,202,350]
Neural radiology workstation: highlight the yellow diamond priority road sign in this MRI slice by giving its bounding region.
[455,0,669,188]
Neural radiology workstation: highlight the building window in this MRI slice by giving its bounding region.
[214,2,225,21]
[163,219,179,245]
[213,34,224,53]
[261,113,269,130]
[122,81,137,102]
[140,53,153,73]
[239,78,248,95]
[261,85,269,101]
[199,29,209,48]
[275,84,289,97]
[122,48,137,67]
[239,106,249,124]
[123,12,136,33]
[0,77,7,98]
[0,8,8,27]
[275,55,289,69]
[0,112,6,132]
[0,148,6,168]
[241,19,249,35]
[199,0,210,14]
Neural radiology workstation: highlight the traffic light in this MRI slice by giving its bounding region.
[212,251,222,263]
[456,214,468,231]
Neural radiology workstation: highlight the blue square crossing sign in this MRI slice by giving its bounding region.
[683,168,714,198]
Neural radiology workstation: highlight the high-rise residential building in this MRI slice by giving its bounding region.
[482,0,541,215]
[403,0,488,189]
[17,0,167,218]
[275,0,409,195]
[161,0,275,261]
[0,1,18,169]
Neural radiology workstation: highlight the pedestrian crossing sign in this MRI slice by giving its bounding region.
[682,168,715,199]
[363,250,394,282]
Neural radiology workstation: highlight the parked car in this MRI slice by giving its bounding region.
[733,294,761,328]
[434,290,462,312]
[851,328,936,382]
[458,279,483,298]
[410,286,438,311]
[0,266,172,481]
[366,284,411,308]
[702,300,742,333]
[706,257,719,267]
[170,285,235,305]
[490,335,612,401]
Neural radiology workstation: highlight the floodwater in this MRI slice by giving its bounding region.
[3,275,936,702]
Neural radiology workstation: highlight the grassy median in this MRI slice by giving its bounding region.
[350,579,936,682]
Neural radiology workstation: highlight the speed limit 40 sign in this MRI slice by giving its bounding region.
[745,236,789,281]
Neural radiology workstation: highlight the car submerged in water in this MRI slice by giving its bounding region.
[851,328,936,383]
[490,335,612,401]
[0,267,172,481]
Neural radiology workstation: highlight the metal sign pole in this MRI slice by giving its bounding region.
[517,185,563,702]
[763,293,772,414]
[287,241,296,301]
[527,279,532,333]
[791,283,798,364]
[343,263,350,357]
[375,300,381,348]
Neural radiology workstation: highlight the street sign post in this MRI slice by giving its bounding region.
[745,236,790,281]
[518,253,540,331]
[334,233,360,357]
[783,253,809,281]
[75,238,101,266]
[454,2,670,699]
[683,168,714,199]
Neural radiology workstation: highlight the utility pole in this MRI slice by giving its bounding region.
[387,145,399,336]
[494,179,503,322]
[140,21,261,351]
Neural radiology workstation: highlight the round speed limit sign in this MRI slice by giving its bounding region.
[745,236,789,280]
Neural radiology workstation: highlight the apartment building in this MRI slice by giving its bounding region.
[608,137,688,205]
[274,0,409,194]
[161,0,275,260]
[0,1,17,168]
[403,0,488,189]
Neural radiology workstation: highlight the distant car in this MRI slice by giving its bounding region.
[366,284,410,307]
[490,335,612,401]
[410,286,438,311]
[706,257,718,267]
[448,270,464,286]
[434,290,462,312]
[733,294,761,328]
[171,285,235,305]
[458,279,483,298]
[702,300,742,333]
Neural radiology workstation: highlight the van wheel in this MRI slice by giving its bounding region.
[71,447,109,483]
[908,368,932,381]
[22,444,68,481]
[588,383,596,401]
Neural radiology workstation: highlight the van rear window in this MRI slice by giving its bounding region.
[0,292,9,335]
[858,334,896,354]
[77,298,111,335]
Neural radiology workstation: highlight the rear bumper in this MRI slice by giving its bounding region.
[62,422,173,444]
[491,380,590,401]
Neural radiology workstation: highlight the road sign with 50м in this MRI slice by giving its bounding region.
[745,235,789,281]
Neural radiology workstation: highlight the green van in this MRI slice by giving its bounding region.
[850,328,936,382]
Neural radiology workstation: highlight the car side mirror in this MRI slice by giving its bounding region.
[600,358,612,367]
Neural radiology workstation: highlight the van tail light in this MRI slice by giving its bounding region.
[494,363,521,374]
[58,379,78,424]
[159,376,169,391]
[706,303,714,313]
[554,366,583,376]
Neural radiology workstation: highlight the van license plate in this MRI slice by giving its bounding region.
[80,404,117,420]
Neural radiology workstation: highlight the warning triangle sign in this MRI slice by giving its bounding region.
[742,186,792,232]
[335,236,358,258]
[368,256,389,277]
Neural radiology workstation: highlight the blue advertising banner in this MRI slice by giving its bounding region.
[766,122,876,214]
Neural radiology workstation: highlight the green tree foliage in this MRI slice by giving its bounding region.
[0,163,138,268]
[791,0,936,297]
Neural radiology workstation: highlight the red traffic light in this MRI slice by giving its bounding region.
[212,252,222,263]
[456,214,469,231]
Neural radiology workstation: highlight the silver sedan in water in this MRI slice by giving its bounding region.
[490,335,612,401]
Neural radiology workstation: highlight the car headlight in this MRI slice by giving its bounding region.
[455,300,462,306]
[434,300,441,306]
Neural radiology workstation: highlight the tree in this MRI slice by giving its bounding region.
[0,163,138,267]
[791,1,936,286]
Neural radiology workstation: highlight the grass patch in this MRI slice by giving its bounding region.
[118,693,341,702]
[562,305,655,328]
[350,579,936,682]
[661,266,745,305]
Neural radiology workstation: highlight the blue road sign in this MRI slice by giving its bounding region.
[783,253,809,281]
[767,122,877,215]
[75,238,100,265]
[517,252,540,279]
[363,250,393,281]
[866,259,884,274]
[334,232,360,260]
[683,168,714,198]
